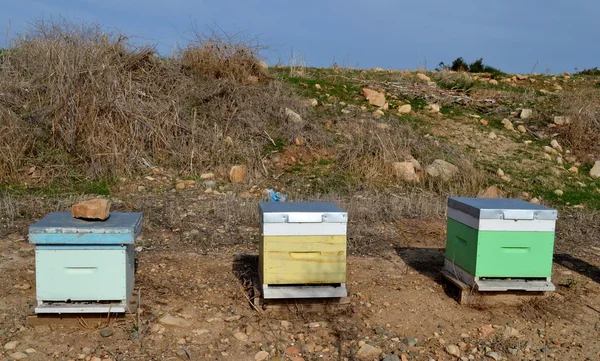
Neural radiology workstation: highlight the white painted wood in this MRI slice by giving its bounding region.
[35,301,128,314]
[476,279,555,292]
[448,208,556,232]
[262,222,347,236]
[262,284,347,299]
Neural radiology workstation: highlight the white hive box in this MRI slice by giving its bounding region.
[259,202,348,299]
[29,212,142,313]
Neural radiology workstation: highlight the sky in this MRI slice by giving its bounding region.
[0,1,598,74]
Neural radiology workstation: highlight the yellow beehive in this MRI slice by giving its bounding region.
[259,202,348,298]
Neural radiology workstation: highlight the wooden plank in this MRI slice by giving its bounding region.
[261,297,351,313]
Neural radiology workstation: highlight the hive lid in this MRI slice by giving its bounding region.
[29,212,143,244]
[259,202,347,223]
[448,197,557,220]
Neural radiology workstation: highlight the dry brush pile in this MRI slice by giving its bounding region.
[0,21,304,183]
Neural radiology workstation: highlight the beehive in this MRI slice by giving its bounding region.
[29,212,142,313]
[259,202,348,299]
[444,197,557,291]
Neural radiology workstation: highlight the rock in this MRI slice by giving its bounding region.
[229,165,248,183]
[159,314,192,328]
[247,75,259,84]
[71,199,111,220]
[397,104,412,114]
[355,344,382,360]
[553,116,571,125]
[520,109,533,119]
[255,351,269,361]
[543,146,557,154]
[551,139,562,150]
[425,159,459,182]
[530,197,540,204]
[517,125,526,133]
[9,352,27,360]
[175,182,186,190]
[543,153,552,160]
[427,104,440,113]
[200,172,214,180]
[314,83,322,89]
[446,344,461,357]
[303,98,318,107]
[373,109,385,118]
[516,74,528,80]
[488,132,497,139]
[502,326,519,338]
[486,351,502,360]
[99,328,114,337]
[554,189,564,196]
[285,108,304,124]
[361,88,386,107]
[403,337,418,347]
[590,161,600,179]
[480,119,489,126]
[377,123,390,130]
[489,79,498,85]
[392,162,420,182]
[568,166,578,174]
[258,61,268,70]
[417,73,431,82]
[285,346,301,355]
[4,341,19,350]
[556,156,563,165]
[497,168,505,177]
[478,324,496,338]
[13,284,31,290]
[233,332,248,342]
[501,118,514,131]
[478,186,505,199]
[383,355,401,361]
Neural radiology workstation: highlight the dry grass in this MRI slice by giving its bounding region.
[560,85,600,160]
[0,20,302,182]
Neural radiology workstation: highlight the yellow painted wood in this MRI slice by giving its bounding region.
[260,235,346,284]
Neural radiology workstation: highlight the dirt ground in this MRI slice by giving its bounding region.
[1,189,599,361]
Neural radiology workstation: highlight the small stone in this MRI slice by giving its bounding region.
[556,157,563,165]
[71,199,111,220]
[383,355,401,361]
[589,161,600,179]
[427,104,441,113]
[530,197,540,204]
[397,104,412,114]
[200,172,214,180]
[543,146,557,154]
[480,119,489,126]
[446,344,461,357]
[373,109,385,118]
[255,350,269,361]
[233,332,248,342]
[497,168,505,177]
[489,79,498,85]
[13,284,30,290]
[517,125,526,133]
[303,98,318,107]
[502,326,519,338]
[543,153,552,160]
[355,344,382,360]
[308,322,320,328]
[417,73,431,82]
[501,118,514,131]
[404,337,418,347]
[486,351,502,360]
[82,348,92,355]
[524,140,532,145]
[478,186,505,199]
[551,139,562,150]
[285,108,304,124]
[425,159,459,182]
[375,327,385,335]
[99,328,114,337]
[554,189,564,196]
[175,182,186,190]
[285,346,301,355]
[488,132,497,139]
[159,314,192,328]
[229,165,248,183]
[520,109,533,119]
[361,88,387,107]
[553,116,570,125]
[9,352,27,360]
[4,341,19,350]
[392,161,420,182]
[246,325,254,335]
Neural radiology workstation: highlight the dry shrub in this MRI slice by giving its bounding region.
[181,28,268,84]
[334,117,483,195]
[560,86,600,159]
[0,107,35,178]
[0,20,302,182]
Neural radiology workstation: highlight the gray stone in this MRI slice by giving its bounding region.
[425,159,459,182]
[590,161,600,179]
[159,315,192,328]
[403,337,418,347]
[520,108,533,119]
[9,352,27,360]
[383,355,400,361]
[486,351,502,360]
[355,343,382,360]
[99,328,114,337]
[446,344,461,357]
[285,108,304,124]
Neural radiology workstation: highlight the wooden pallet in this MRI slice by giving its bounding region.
[441,270,548,306]
[28,289,140,327]
[252,285,350,313]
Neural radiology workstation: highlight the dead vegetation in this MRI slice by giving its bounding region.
[560,86,600,160]
[0,20,302,183]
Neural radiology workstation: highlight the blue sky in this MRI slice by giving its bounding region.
[1,1,598,74]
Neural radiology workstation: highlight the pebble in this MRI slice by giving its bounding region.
[488,132,497,139]
[517,125,526,133]
[255,350,269,361]
[13,284,31,290]
[383,355,400,361]
[233,332,248,342]
[99,328,114,337]
[446,344,461,357]
[554,189,564,196]
[403,337,418,347]
[486,351,502,360]
[497,168,505,177]
[4,341,19,350]
[355,343,382,359]
[308,322,320,328]
[159,315,192,328]
[9,352,27,360]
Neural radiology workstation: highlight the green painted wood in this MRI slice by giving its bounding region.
[446,219,555,278]
[445,218,479,274]
[476,231,554,277]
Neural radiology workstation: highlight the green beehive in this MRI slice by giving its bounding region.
[444,197,557,291]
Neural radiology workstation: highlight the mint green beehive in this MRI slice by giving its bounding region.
[444,198,557,291]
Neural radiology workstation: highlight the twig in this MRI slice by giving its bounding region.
[263,130,276,146]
